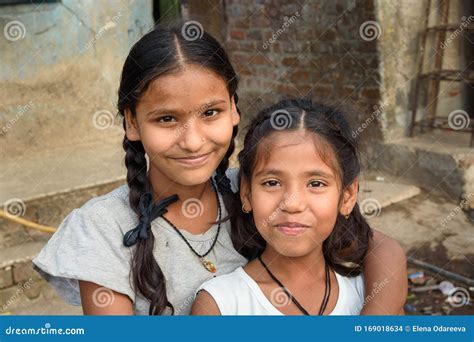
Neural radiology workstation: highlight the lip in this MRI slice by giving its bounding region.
[173,153,211,166]
[274,222,309,236]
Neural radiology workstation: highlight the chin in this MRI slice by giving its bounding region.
[174,166,217,186]
[175,172,210,186]
[273,243,313,258]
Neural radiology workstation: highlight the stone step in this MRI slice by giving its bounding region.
[365,130,474,211]
[0,138,125,204]
[359,177,421,214]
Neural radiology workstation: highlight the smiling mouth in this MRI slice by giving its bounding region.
[175,153,210,160]
[275,222,309,228]
[172,152,212,166]
[274,222,310,236]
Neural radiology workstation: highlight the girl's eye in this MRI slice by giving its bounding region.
[308,180,325,188]
[157,115,176,123]
[202,109,219,118]
[262,180,280,187]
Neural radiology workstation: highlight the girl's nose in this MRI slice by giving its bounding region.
[281,190,306,213]
[177,121,206,152]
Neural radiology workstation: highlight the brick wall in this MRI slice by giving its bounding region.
[222,0,384,143]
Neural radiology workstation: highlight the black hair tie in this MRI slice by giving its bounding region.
[123,192,179,247]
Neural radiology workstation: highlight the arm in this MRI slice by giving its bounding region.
[361,230,407,315]
[79,280,134,315]
[191,290,222,315]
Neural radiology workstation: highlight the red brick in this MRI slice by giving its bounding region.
[230,30,246,40]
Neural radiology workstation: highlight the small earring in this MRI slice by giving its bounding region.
[242,203,250,213]
[344,213,350,220]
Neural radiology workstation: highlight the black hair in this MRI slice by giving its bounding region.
[117,21,240,315]
[230,99,373,276]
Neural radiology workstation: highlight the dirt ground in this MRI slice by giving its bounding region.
[405,266,473,315]
[366,186,473,316]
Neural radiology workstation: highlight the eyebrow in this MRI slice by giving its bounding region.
[254,168,334,179]
[145,99,227,118]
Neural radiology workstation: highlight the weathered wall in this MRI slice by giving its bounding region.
[376,0,464,142]
[0,0,154,156]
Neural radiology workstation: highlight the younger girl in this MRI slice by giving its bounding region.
[33,22,406,316]
[192,99,397,315]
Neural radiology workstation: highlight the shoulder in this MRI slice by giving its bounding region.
[339,273,365,297]
[64,184,136,235]
[34,184,137,271]
[192,289,221,315]
[194,267,248,315]
[32,184,138,305]
[333,272,365,314]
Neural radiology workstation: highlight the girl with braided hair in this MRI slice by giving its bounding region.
[33,23,406,316]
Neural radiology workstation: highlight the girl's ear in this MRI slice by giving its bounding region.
[240,178,252,211]
[340,178,359,216]
[124,108,141,141]
[230,95,240,127]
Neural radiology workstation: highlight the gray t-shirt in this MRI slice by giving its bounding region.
[32,168,247,315]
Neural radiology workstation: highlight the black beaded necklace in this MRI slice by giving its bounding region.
[258,255,331,315]
[161,179,221,273]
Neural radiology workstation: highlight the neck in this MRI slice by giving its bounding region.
[260,246,326,283]
[148,167,210,203]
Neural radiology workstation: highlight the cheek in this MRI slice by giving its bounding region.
[141,127,176,156]
[310,191,340,238]
[250,190,280,227]
[206,117,234,145]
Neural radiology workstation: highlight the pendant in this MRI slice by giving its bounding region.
[201,258,217,273]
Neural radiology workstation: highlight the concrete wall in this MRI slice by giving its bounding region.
[0,0,154,156]
[376,0,464,142]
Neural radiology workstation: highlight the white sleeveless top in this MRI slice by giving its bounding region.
[196,267,365,315]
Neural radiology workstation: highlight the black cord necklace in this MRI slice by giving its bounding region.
[258,255,331,315]
[161,179,221,273]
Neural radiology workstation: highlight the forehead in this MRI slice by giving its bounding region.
[253,130,338,176]
[138,64,229,111]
